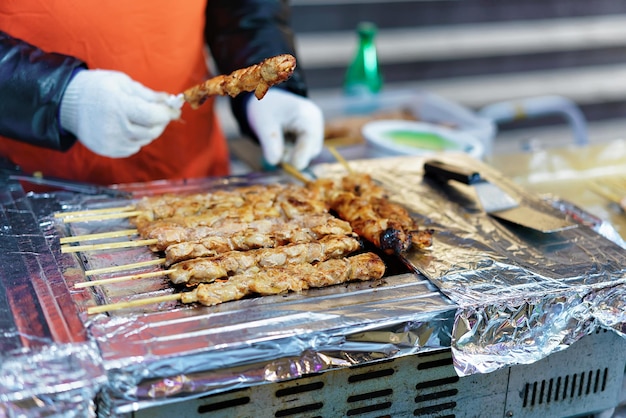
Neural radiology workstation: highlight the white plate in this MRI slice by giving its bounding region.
[362,120,485,159]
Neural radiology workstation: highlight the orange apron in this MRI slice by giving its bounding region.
[0,0,230,186]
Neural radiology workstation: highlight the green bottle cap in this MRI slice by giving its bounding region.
[344,21,383,97]
[357,22,378,37]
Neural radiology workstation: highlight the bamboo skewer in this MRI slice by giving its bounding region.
[61,238,157,253]
[588,180,626,210]
[61,210,145,223]
[327,145,354,174]
[54,205,136,219]
[75,269,176,289]
[85,259,166,276]
[280,162,311,184]
[87,293,183,315]
[60,229,138,244]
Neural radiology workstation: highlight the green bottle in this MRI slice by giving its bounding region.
[343,22,383,97]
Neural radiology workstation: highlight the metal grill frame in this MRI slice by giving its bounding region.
[131,328,625,418]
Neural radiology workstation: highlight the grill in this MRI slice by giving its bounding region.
[133,329,626,418]
[2,154,626,418]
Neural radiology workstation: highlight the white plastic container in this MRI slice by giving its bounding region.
[314,89,496,159]
[361,119,485,159]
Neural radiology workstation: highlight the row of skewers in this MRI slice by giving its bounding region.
[58,160,433,314]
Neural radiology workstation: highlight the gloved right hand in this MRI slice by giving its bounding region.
[60,69,183,158]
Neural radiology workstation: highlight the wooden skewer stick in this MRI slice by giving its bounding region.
[75,268,176,288]
[61,210,145,223]
[61,238,157,253]
[280,162,311,184]
[60,229,138,244]
[327,145,354,174]
[87,293,183,315]
[54,205,136,219]
[85,259,166,276]
[588,180,626,209]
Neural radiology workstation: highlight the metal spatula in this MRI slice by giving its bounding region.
[423,159,577,233]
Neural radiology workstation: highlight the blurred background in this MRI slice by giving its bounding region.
[288,0,626,154]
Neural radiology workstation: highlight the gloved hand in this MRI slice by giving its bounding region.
[246,88,324,170]
[60,69,183,158]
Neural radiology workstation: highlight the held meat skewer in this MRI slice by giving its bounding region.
[87,252,385,314]
[182,54,297,109]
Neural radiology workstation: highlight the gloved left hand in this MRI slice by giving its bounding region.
[246,88,324,170]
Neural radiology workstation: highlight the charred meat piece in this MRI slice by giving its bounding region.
[307,175,433,254]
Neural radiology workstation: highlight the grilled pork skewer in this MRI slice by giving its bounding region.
[133,183,326,225]
[182,252,386,306]
[139,213,350,252]
[306,174,433,254]
[308,180,411,254]
[133,185,282,221]
[86,252,385,314]
[164,217,354,265]
[169,234,362,286]
[182,54,296,109]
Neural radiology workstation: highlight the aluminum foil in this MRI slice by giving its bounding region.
[0,183,105,418]
[45,173,456,414]
[5,152,626,415]
[313,154,626,377]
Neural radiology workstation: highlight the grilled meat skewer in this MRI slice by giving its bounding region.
[307,175,433,254]
[139,213,351,252]
[183,54,296,108]
[181,252,386,306]
[133,183,326,225]
[164,217,354,265]
[169,234,362,286]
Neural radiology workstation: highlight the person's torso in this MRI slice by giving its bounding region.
[0,0,229,185]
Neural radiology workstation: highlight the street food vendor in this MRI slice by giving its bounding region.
[0,1,324,186]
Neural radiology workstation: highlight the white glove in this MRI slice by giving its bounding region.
[246,88,324,170]
[60,69,183,158]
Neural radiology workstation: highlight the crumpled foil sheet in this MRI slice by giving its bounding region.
[0,184,105,418]
[5,152,626,415]
[0,342,104,418]
[313,154,626,377]
[37,174,456,414]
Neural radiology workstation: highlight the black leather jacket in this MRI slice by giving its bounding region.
[0,0,307,151]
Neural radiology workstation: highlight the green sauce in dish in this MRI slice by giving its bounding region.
[384,130,459,151]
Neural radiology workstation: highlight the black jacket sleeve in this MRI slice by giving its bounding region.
[0,31,86,150]
[204,0,308,139]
